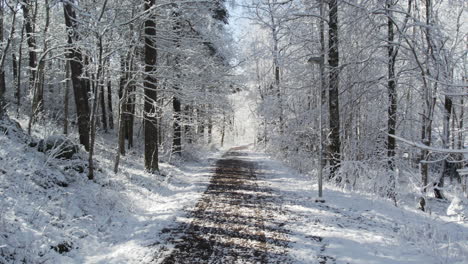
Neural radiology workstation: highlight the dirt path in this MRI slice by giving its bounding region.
[153,149,292,263]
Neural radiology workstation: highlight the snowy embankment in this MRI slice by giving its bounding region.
[248,150,468,264]
[0,118,221,263]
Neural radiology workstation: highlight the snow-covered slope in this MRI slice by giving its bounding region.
[0,118,220,263]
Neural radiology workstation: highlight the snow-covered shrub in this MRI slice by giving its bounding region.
[333,160,392,196]
[36,135,79,160]
[447,196,467,221]
[399,221,468,263]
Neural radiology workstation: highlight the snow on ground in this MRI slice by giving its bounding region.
[0,118,221,264]
[2,115,467,264]
[247,150,468,264]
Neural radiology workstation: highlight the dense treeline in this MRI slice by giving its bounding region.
[0,0,235,173]
[241,0,466,201]
[0,0,466,201]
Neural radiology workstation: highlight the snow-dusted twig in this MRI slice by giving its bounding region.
[389,134,467,154]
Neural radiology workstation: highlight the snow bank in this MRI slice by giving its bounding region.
[248,150,468,264]
[0,119,220,263]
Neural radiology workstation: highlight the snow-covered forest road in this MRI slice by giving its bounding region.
[153,147,294,263]
[149,147,467,264]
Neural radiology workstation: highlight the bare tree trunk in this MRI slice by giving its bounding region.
[31,0,49,118]
[420,0,436,193]
[435,95,451,199]
[15,22,24,114]
[220,112,226,147]
[63,0,90,150]
[100,74,108,132]
[319,0,327,171]
[208,116,213,144]
[420,119,429,192]
[127,83,135,149]
[184,104,192,144]
[458,96,464,150]
[115,76,130,172]
[198,106,205,143]
[271,31,283,136]
[0,68,4,117]
[118,54,127,155]
[0,2,5,117]
[275,63,283,135]
[12,52,18,106]
[114,78,129,173]
[144,0,159,173]
[459,96,465,191]
[171,8,182,155]
[328,0,341,179]
[173,95,182,154]
[21,0,37,95]
[88,36,104,180]
[107,78,114,129]
[0,2,17,118]
[63,61,70,134]
[386,0,397,200]
[88,0,108,180]
[28,0,50,133]
[157,97,163,146]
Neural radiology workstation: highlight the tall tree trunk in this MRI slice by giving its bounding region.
[114,94,126,173]
[173,95,182,154]
[144,0,159,173]
[458,96,464,150]
[127,83,135,149]
[118,54,127,155]
[88,36,105,180]
[157,97,163,146]
[420,0,436,193]
[31,0,49,118]
[15,22,24,114]
[88,0,108,180]
[184,104,192,144]
[171,9,182,155]
[328,0,341,179]
[0,2,5,117]
[63,61,70,134]
[272,30,283,135]
[208,116,213,144]
[220,112,226,147]
[100,80,108,132]
[28,0,50,134]
[63,0,90,150]
[100,63,108,132]
[0,2,17,117]
[21,0,37,94]
[84,55,91,94]
[115,77,129,170]
[434,96,452,199]
[114,49,133,172]
[12,52,18,101]
[386,0,397,200]
[198,106,205,143]
[107,78,114,129]
[319,0,327,175]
